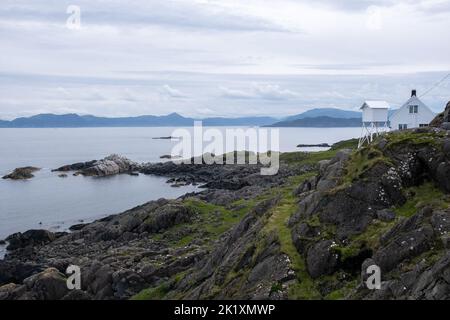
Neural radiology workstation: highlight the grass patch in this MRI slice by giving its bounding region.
[261,173,322,299]
[394,182,450,217]
[341,145,393,185]
[131,283,170,300]
[280,138,357,167]
[324,279,358,300]
[385,130,445,149]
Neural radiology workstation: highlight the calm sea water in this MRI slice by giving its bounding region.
[0,127,360,256]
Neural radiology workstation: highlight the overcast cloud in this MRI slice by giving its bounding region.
[0,0,449,119]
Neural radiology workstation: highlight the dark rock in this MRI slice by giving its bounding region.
[376,209,396,222]
[430,101,450,127]
[297,143,330,148]
[61,289,92,300]
[443,139,450,157]
[139,203,195,234]
[2,167,40,180]
[5,230,56,251]
[441,122,450,130]
[160,155,181,159]
[22,268,69,300]
[306,240,338,279]
[152,136,182,140]
[436,161,450,192]
[411,252,450,299]
[69,223,88,231]
[292,223,320,255]
[52,160,97,172]
[0,261,46,285]
[374,225,434,272]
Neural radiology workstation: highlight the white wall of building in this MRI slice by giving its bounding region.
[389,96,435,130]
[362,107,389,123]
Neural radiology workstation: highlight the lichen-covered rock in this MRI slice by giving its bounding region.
[52,154,139,177]
[21,268,69,300]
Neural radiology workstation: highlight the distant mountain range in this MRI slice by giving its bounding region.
[267,116,362,127]
[0,113,277,128]
[0,108,373,128]
[282,108,362,121]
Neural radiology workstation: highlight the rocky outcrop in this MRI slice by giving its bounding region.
[288,127,450,298]
[430,101,450,128]
[0,268,69,300]
[53,154,139,177]
[1,129,449,300]
[2,167,40,180]
[5,230,56,251]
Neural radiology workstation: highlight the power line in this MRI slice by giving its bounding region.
[420,73,450,98]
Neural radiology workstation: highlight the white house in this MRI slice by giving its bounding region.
[358,100,389,148]
[389,90,435,130]
[361,100,390,123]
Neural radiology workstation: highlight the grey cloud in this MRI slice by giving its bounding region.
[221,83,299,101]
[310,0,450,13]
[0,0,290,32]
[161,85,187,98]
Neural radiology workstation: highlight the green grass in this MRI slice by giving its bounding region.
[279,138,357,167]
[185,198,252,236]
[261,173,322,299]
[324,279,358,300]
[131,283,170,300]
[333,219,397,259]
[385,130,445,149]
[340,145,393,186]
[394,182,450,217]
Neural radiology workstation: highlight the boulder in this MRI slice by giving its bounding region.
[5,230,55,251]
[52,160,97,172]
[53,155,138,177]
[306,240,338,278]
[139,203,196,233]
[436,161,450,192]
[430,101,450,127]
[22,268,69,300]
[78,154,139,177]
[2,167,40,180]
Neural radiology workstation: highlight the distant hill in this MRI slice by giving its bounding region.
[284,108,361,122]
[202,117,276,126]
[0,113,278,128]
[268,116,362,127]
[0,108,398,128]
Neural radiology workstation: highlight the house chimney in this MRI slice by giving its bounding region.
[412,89,417,97]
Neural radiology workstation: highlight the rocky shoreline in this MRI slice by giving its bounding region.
[0,124,449,300]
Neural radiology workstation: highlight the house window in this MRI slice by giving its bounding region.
[399,124,408,130]
[409,105,418,113]
[419,124,428,127]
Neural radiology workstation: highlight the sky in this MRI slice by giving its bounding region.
[0,0,449,120]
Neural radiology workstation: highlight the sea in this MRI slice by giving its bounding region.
[0,126,361,257]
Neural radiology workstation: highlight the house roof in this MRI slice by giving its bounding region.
[360,101,390,110]
[389,95,435,120]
